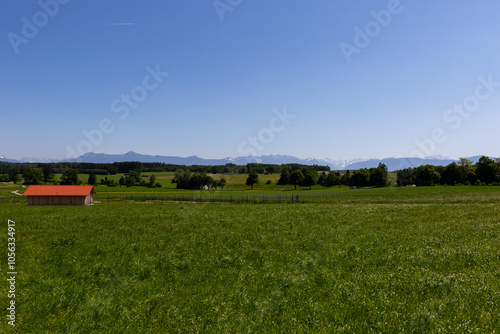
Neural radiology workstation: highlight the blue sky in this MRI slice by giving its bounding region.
[2,0,500,161]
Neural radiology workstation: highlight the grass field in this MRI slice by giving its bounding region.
[1,171,398,195]
[1,186,500,332]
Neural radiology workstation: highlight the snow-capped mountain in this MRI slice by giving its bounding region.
[19,156,54,163]
[0,155,18,162]
[2,151,493,170]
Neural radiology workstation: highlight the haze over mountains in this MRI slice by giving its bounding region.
[0,152,492,171]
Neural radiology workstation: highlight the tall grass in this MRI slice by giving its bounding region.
[1,187,500,332]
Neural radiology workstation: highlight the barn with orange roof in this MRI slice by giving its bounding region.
[23,185,96,205]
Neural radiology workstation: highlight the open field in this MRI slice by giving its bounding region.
[0,173,337,195]
[1,171,398,195]
[1,187,500,332]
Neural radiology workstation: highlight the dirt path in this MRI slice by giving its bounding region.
[11,190,23,196]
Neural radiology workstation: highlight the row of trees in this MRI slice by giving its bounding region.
[7,157,500,188]
[113,162,330,175]
[245,169,321,190]
[274,163,389,189]
[397,157,500,186]
[0,161,330,176]
[114,170,162,188]
[173,170,227,190]
[9,166,79,185]
[6,166,163,188]
[19,167,93,186]
[0,162,119,175]
[276,169,321,189]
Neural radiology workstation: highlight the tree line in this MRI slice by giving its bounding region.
[251,163,389,189]
[3,165,163,188]
[4,156,500,189]
[0,161,330,176]
[397,157,500,186]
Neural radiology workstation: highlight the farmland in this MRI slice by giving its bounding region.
[1,186,500,332]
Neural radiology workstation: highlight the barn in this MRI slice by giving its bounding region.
[23,185,96,206]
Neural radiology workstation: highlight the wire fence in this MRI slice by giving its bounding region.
[0,196,27,204]
[94,194,300,205]
[0,194,300,205]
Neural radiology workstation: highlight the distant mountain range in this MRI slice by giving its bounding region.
[0,151,492,171]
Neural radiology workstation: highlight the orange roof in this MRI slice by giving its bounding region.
[23,185,96,196]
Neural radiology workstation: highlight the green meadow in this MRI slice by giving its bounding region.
[1,186,500,332]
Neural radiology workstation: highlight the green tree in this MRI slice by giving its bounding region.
[187,172,213,190]
[246,172,259,190]
[42,165,55,184]
[218,178,227,190]
[289,170,304,190]
[148,174,156,188]
[23,168,44,185]
[302,169,319,190]
[458,158,473,183]
[317,173,327,186]
[267,166,276,174]
[475,156,499,184]
[277,167,291,185]
[397,168,416,186]
[415,165,441,186]
[175,169,192,189]
[378,163,388,181]
[369,167,387,187]
[130,169,142,184]
[341,170,352,185]
[8,167,20,184]
[441,162,462,185]
[88,172,97,186]
[60,168,80,185]
[201,172,213,188]
[189,174,203,189]
[351,169,370,187]
[126,176,135,187]
[325,172,340,187]
[119,176,126,186]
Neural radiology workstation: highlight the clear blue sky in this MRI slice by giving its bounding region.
[2,0,500,160]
